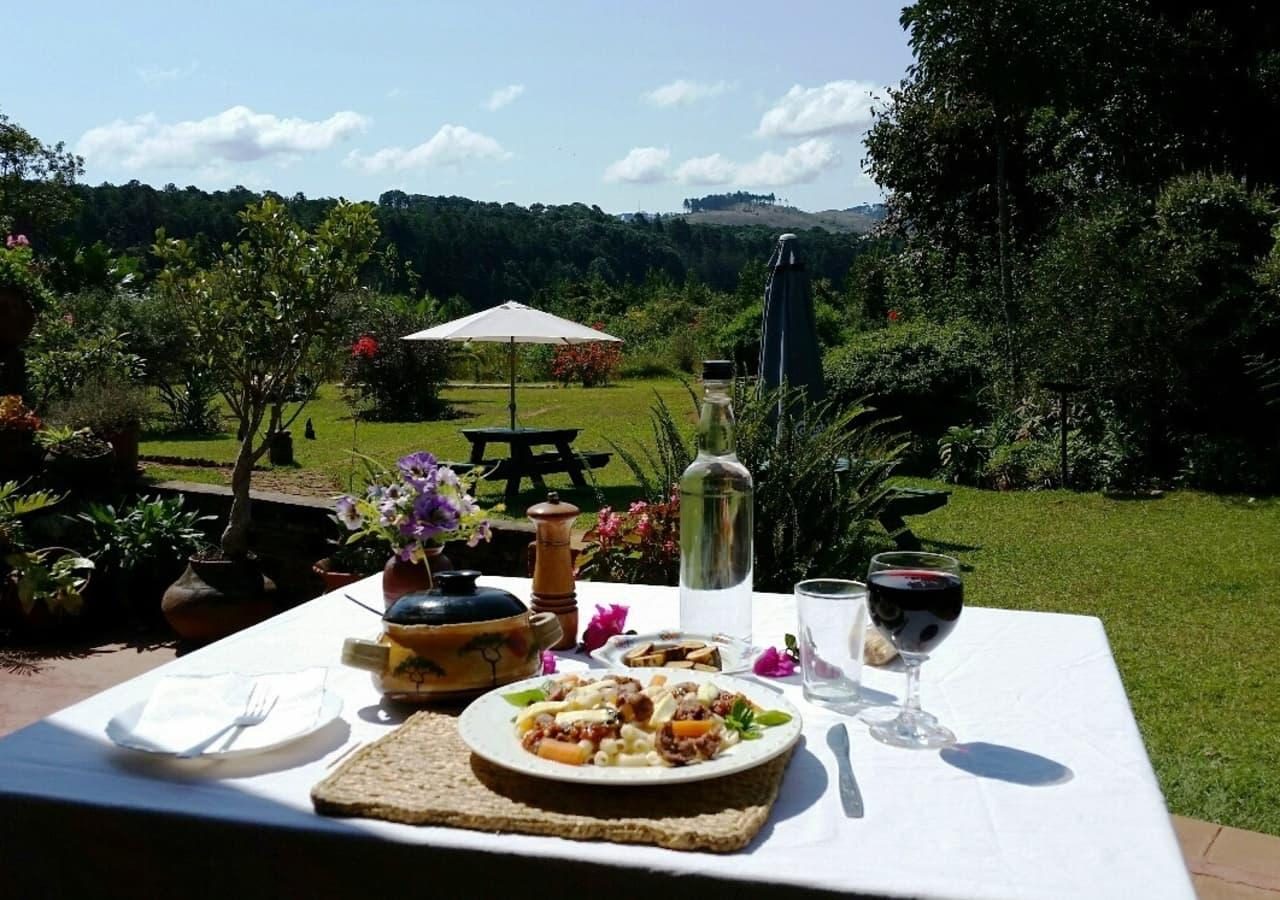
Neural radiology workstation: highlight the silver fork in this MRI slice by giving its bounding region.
[176,684,278,758]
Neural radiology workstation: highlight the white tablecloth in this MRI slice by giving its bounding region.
[0,576,1193,899]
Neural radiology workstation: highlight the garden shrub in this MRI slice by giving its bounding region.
[341,295,452,421]
[937,424,991,485]
[550,326,622,387]
[607,383,902,592]
[824,319,996,471]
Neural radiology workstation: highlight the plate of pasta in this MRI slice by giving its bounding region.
[457,668,803,785]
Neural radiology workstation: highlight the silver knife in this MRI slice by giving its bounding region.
[826,723,865,818]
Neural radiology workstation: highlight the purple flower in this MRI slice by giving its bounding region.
[397,451,438,481]
[334,496,362,530]
[541,650,558,675]
[752,646,797,678]
[5,234,30,249]
[580,603,629,652]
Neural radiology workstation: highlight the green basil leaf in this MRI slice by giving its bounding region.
[502,687,547,707]
[755,710,792,727]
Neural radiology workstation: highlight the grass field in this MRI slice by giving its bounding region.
[141,380,698,514]
[141,380,1280,834]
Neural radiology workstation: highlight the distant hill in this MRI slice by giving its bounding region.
[678,202,885,234]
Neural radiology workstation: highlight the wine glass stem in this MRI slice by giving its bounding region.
[901,654,924,730]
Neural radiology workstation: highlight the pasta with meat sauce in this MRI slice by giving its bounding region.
[511,674,782,767]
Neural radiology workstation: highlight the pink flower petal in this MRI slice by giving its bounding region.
[752,646,797,678]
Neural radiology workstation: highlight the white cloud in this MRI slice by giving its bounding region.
[643,79,733,108]
[78,105,369,169]
[622,140,840,188]
[674,153,736,185]
[602,147,671,183]
[136,61,199,84]
[485,84,525,111]
[387,87,406,99]
[735,139,840,185]
[345,124,511,173]
[757,80,879,137]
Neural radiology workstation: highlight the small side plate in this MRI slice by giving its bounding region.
[105,691,344,759]
[589,630,760,674]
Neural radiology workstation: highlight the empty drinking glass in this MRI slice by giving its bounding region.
[795,579,867,707]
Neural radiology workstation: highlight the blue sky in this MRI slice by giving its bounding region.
[8,1,913,213]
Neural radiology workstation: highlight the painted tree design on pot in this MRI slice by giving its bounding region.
[394,655,445,693]
[459,632,508,686]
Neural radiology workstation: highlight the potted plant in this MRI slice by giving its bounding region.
[312,530,390,593]
[36,426,116,492]
[78,495,213,624]
[333,452,497,607]
[51,376,149,479]
[0,394,41,480]
[3,547,94,632]
[152,198,378,642]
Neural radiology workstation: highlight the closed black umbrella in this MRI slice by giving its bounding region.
[759,233,824,415]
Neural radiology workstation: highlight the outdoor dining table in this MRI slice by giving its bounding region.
[0,576,1194,899]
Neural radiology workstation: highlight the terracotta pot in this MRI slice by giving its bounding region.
[381,546,453,608]
[312,558,366,593]
[0,288,35,348]
[102,423,140,479]
[161,554,276,643]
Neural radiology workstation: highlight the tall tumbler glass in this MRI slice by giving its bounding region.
[795,579,867,707]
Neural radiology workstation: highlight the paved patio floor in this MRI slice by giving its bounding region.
[1,635,1276,898]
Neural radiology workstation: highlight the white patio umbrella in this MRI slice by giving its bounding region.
[402,301,622,430]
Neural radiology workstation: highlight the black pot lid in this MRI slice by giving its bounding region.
[384,570,527,626]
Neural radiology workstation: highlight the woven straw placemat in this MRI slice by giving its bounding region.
[311,710,792,852]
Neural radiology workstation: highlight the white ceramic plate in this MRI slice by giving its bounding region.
[458,669,801,786]
[105,691,344,759]
[589,630,761,674]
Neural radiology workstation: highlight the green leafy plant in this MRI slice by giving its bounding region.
[35,426,111,458]
[5,549,94,617]
[577,492,680,586]
[77,495,212,580]
[614,381,902,593]
[938,424,991,485]
[0,481,63,552]
[0,241,55,311]
[26,327,145,410]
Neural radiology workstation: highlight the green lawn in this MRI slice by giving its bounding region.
[901,481,1280,836]
[142,380,698,514]
[142,380,1280,834]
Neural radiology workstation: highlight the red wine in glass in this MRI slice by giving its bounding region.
[866,569,964,654]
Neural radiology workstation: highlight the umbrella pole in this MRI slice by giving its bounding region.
[508,337,516,431]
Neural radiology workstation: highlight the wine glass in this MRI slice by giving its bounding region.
[865,551,963,749]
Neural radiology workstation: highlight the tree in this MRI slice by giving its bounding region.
[153,197,378,557]
[0,110,83,238]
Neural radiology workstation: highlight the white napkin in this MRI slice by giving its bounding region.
[126,668,329,755]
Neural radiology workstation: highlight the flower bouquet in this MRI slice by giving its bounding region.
[334,452,499,605]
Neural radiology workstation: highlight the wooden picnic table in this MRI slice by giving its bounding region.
[459,426,609,497]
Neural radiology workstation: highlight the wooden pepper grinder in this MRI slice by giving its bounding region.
[527,491,579,650]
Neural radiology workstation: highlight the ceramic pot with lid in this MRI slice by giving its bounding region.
[341,570,562,703]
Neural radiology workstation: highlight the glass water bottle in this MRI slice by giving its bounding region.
[678,360,754,643]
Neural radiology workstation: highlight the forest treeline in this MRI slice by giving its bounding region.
[49,183,869,308]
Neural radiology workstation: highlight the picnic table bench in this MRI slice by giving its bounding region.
[451,426,610,497]
[880,486,951,550]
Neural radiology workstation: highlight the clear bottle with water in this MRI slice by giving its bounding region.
[679,360,754,643]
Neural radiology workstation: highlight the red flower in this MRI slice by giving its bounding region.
[887,309,902,322]
[351,335,380,359]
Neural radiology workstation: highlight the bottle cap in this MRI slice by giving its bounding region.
[702,360,734,381]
